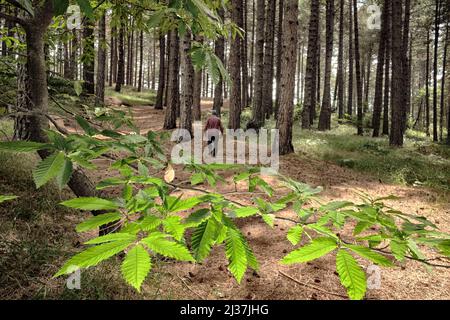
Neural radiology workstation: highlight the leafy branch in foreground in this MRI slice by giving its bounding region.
[0,114,449,298]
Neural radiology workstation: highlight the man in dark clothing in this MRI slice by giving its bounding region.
[204,110,224,157]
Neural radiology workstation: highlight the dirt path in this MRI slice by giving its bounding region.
[66,100,450,300]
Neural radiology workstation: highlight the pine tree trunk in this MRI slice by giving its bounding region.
[364,44,373,110]
[138,31,144,92]
[249,0,256,105]
[432,0,440,142]
[262,0,276,119]
[425,29,431,136]
[164,30,180,130]
[193,67,202,121]
[180,31,194,136]
[115,26,125,92]
[63,40,70,79]
[318,0,335,131]
[248,0,266,129]
[347,0,354,116]
[69,30,78,80]
[372,1,388,137]
[192,35,203,122]
[95,12,106,106]
[274,0,284,119]
[441,23,448,142]
[82,20,95,95]
[229,0,243,130]
[353,0,363,136]
[109,26,116,87]
[242,0,249,109]
[402,0,411,131]
[382,2,392,136]
[277,0,298,155]
[302,0,319,129]
[389,0,405,146]
[337,0,344,119]
[155,34,166,110]
[213,7,225,115]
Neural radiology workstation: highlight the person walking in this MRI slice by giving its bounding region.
[204,110,224,157]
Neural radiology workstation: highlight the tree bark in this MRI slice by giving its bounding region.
[274,0,284,119]
[138,30,144,92]
[441,23,448,142]
[155,34,166,110]
[229,0,243,130]
[372,1,388,137]
[347,0,354,116]
[318,0,335,131]
[432,0,441,142]
[402,0,411,131]
[262,0,276,119]
[115,25,125,92]
[82,19,95,95]
[353,0,363,136]
[389,0,405,146]
[337,0,344,120]
[213,7,225,116]
[277,0,298,155]
[248,0,266,129]
[425,29,431,136]
[95,12,106,106]
[180,31,194,136]
[242,0,249,109]
[301,0,319,129]
[109,26,116,87]
[163,30,179,130]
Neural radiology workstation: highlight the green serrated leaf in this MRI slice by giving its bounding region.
[0,195,18,204]
[281,237,337,264]
[0,141,51,152]
[287,225,303,245]
[53,0,69,16]
[76,212,122,233]
[163,216,186,241]
[261,213,275,228]
[142,232,194,261]
[55,240,133,277]
[225,227,248,283]
[336,250,367,300]
[76,0,94,19]
[121,245,151,292]
[345,245,393,267]
[191,218,219,262]
[233,206,259,218]
[85,233,136,245]
[184,209,211,227]
[56,158,73,189]
[353,221,372,236]
[390,239,408,261]
[191,172,204,185]
[61,197,118,211]
[33,152,66,188]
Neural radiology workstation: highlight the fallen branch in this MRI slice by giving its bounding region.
[279,271,348,299]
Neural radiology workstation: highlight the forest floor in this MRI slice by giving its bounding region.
[1,90,449,300]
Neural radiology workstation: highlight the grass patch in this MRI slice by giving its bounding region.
[106,86,156,106]
[292,123,450,193]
